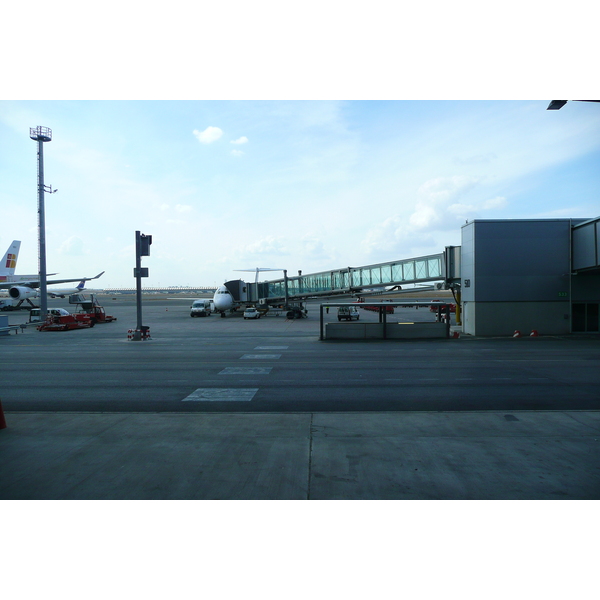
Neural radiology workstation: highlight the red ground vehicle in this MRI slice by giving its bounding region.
[70,294,117,324]
[354,298,395,314]
[79,304,117,324]
[37,311,94,331]
[429,301,456,313]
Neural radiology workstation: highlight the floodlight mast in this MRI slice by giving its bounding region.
[29,126,52,321]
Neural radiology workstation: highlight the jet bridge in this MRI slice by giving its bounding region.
[249,247,461,304]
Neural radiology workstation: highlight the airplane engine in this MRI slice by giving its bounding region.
[9,286,39,300]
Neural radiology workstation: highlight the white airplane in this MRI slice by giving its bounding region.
[0,240,58,283]
[47,280,88,299]
[213,269,285,317]
[0,240,105,307]
[213,284,240,317]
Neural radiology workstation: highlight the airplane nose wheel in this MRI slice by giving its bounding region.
[220,311,226,318]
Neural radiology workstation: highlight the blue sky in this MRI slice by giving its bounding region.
[1,3,598,289]
[1,100,599,288]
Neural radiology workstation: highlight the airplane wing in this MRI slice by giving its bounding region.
[0,271,105,290]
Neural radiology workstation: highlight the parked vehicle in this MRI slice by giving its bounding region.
[355,299,394,314]
[338,306,360,321]
[37,311,94,331]
[429,301,456,313]
[29,308,70,322]
[243,307,261,319]
[190,299,212,317]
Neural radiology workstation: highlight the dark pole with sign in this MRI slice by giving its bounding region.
[133,230,152,341]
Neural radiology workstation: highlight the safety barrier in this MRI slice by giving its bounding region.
[128,327,151,341]
[319,301,453,340]
[325,322,448,340]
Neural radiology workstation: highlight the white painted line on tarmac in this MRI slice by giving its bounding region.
[219,367,272,375]
[241,354,282,359]
[254,346,288,350]
[182,388,258,402]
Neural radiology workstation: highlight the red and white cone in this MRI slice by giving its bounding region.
[513,330,521,338]
[530,330,539,337]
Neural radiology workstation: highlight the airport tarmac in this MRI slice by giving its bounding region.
[1,296,599,499]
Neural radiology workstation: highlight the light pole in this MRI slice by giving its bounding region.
[29,126,52,321]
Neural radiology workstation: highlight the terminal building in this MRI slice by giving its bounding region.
[226,217,600,337]
[461,218,600,336]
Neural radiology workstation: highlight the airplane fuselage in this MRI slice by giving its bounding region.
[213,285,237,316]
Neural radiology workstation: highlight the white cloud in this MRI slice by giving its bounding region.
[230,136,248,145]
[453,152,498,166]
[244,236,289,256]
[301,234,326,258]
[227,236,290,268]
[193,126,223,144]
[175,204,193,213]
[57,236,85,256]
[483,196,507,210]
[409,176,481,230]
[417,176,480,205]
[231,149,244,157]
[361,177,509,260]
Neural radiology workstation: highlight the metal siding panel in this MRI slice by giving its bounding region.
[572,223,597,270]
[460,223,475,302]
[473,221,571,301]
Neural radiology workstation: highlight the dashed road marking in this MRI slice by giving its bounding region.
[241,354,281,359]
[219,367,272,375]
[254,346,288,350]
[182,388,258,402]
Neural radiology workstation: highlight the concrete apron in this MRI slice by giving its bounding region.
[1,410,599,500]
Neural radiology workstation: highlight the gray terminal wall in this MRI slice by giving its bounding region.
[461,220,576,336]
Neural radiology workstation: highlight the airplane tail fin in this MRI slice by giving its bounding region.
[76,280,86,290]
[0,241,21,276]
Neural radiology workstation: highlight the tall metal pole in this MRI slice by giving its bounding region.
[30,127,52,321]
[135,230,143,336]
[37,139,48,319]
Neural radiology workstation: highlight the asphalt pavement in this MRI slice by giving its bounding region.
[1,295,599,499]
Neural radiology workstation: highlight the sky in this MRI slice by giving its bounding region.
[1,3,598,292]
[2,99,599,288]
